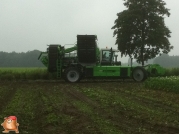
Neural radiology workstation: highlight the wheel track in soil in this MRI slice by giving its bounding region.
[116,89,179,114]
[0,82,102,134]
[0,82,18,114]
[60,88,109,133]
[60,96,104,133]
[27,86,68,134]
[20,86,43,134]
[1,82,178,134]
[109,88,179,134]
[62,85,179,134]
[37,90,67,134]
[0,82,43,134]
[31,89,49,134]
[61,87,147,134]
[37,84,103,134]
[99,83,179,114]
[94,83,179,134]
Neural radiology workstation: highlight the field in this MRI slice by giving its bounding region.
[0,80,179,134]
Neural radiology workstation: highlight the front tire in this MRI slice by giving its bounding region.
[64,67,81,83]
[132,67,147,82]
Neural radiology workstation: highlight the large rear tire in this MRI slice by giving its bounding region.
[132,67,147,82]
[64,67,81,83]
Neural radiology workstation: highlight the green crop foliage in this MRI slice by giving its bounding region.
[164,68,179,76]
[73,101,123,134]
[0,67,56,80]
[144,76,179,93]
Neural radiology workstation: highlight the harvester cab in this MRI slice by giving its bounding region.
[100,48,121,66]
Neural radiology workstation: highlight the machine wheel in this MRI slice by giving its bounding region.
[132,67,147,82]
[64,67,81,83]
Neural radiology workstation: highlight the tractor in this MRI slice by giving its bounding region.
[38,35,165,82]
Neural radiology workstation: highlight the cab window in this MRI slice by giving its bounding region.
[102,50,111,61]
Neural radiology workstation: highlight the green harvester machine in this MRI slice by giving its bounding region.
[38,35,165,82]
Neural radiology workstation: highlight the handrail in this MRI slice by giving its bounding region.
[38,52,47,60]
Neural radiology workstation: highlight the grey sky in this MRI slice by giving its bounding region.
[0,0,178,62]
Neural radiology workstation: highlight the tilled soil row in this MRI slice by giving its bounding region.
[0,83,42,134]
[98,82,179,120]
[39,85,103,134]
[61,87,152,134]
[1,81,178,134]
[71,83,179,134]
[0,83,18,114]
[111,89,179,134]
[115,86,179,114]
[119,87,178,134]
[108,86,179,116]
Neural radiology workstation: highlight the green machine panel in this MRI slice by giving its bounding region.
[93,66,120,77]
[105,66,120,76]
[93,66,131,77]
[93,66,108,76]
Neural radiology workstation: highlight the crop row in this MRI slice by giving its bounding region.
[0,68,56,80]
[75,84,179,133]
[1,81,179,133]
[0,87,40,133]
[144,76,179,93]
[164,68,179,76]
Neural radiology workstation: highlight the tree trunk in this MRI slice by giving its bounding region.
[141,22,145,66]
[141,6,146,66]
[141,45,144,66]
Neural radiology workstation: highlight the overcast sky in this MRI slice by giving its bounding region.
[0,0,178,62]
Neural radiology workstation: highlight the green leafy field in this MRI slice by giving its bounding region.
[0,80,179,134]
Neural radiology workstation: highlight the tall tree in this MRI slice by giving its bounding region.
[112,0,173,65]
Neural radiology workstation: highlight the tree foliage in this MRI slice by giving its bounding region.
[112,0,173,65]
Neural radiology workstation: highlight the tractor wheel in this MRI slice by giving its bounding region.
[64,67,81,83]
[132,67,147,82]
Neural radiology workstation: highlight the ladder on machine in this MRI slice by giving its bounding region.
[57,59,62,78]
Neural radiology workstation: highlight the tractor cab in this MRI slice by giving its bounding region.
[100,48,121,66]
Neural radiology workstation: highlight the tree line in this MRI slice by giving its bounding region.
[153,54,179,68]
[0,50,44,67]
[0,50,178,68]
